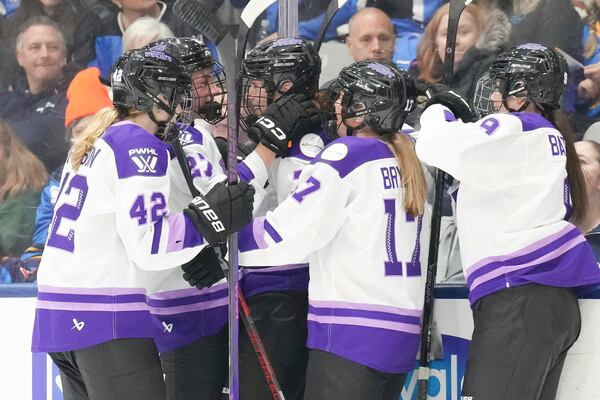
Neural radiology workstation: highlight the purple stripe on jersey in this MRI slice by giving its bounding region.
[149,282,227,300]
[101,123,169,179]
[151,219,163,255]
[149,297,228,315]
[153,306,227,352]
[237,161,255,182]
[467,228,581,285]
[37,292,147,304]
[466,225,575,278]
[166,214,186,252]
[147,287,228,307]
[32,308,156,353]
[239,218,261,251]
[467,240,600,305]
[36,300,148,312]
[309,299,422,317]
[182,213,204,248]
[307,314,420,334]
[37,286,147,295]
[443,109,457,122]
[512,112,555,132]
[308,306,420,325]
[264,220,282,243]
[241,266,309,297]
[563,177,572,221]
[312,137,392,178]
[307,320,419,373]
[469,234,585,291]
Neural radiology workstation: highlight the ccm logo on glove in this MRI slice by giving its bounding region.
[190,197,225,232]
[256,116,286,141]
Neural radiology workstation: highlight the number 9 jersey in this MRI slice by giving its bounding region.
[238,136,431,374]
[32,122,209,353]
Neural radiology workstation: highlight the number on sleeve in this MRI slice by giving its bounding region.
[130,192,167,225]
[291,176,321,203]
[480,117,499,135]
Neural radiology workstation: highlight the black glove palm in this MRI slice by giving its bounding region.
[184,181,255,245]
[248,93,321,156]
[425,90,478,123]
[182,246,226,290]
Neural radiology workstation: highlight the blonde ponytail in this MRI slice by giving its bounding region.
[382,133,427,216]
[70,107,120,170]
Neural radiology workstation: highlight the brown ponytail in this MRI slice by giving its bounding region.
[381,132,427,216]
[544,109,588,224]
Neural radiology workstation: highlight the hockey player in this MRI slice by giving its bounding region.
[237,37,326,400]
[144,37,321,400]
[416,44,600,400]
[31,47,255,400]
[237,60,429,400]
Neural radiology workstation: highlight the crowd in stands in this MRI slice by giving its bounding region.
[2,0,600,282]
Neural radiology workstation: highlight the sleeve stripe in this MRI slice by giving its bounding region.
[166,214,186,253]
[237,162,255,182]
[182,214,204,248]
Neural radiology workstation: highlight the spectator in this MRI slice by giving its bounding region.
[411,3,510,103]
[121,16,173,52]
[492,0,584,61]
[89,0,199,78]
[0,16,70,172]
[0,120,47,281]
[574,140,600,233]
[3,0,101,85]
[345,7,395,63]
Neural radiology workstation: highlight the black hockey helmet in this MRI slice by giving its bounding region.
[322,61,417,137]
[474,43,568,115]
[111,46,191,115]
[240,37,321,129]
[145,37,227,124]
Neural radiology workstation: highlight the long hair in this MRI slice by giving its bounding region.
[543,109,588,224]
[0,121,47,201]
[380,132,427,216]
[415,3,485,83]
[70,107,122,170]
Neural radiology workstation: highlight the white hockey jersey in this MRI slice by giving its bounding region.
[149,124,268,352]
[238,136,430,373]
[240,129,330,298]
[416,105,600,305]
[32,122,210,353]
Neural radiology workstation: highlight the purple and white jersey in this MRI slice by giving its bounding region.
[148,125,268,352]
[238,136,430,373]
[241,129,330,298]
[33,122,208,353]
[416,105,600,305]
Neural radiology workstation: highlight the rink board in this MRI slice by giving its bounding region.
[1,284,599,400]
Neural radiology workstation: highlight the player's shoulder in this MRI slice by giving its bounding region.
[100,121,170,179]
[177,124,208,148]
[479,112,555,136]
[508,112,556,133]
[287,126,331,161]
[312,136,393,178]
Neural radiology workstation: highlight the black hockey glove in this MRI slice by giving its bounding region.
[181,246,226,289]
[247,93,321,156]
[214,136,257,163]
[414,81,450,101]
[425,90,478,123]
[184,181,255,245]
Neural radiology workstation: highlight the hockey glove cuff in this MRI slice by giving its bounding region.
[425,90,478,123]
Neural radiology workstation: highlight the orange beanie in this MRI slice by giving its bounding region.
[65,67,113,128]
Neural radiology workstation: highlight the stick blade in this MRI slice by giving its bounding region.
[173,0,227,43]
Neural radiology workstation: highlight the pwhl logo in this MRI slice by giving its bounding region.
[129,147,158,173]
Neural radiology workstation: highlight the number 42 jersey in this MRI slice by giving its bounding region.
[239,136,430,373]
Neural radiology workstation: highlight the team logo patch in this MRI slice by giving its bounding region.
[320,143,348,161]
[162,321,173,333]
[299,133,325,158]
[129,147,159,173]
[179,132,194,146]
[71,318,85,331]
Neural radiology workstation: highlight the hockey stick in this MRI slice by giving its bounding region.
[173,2,283,399]
[314,0,349,52]
[415,1,471,399]
[171,132,285,400]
